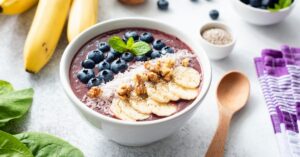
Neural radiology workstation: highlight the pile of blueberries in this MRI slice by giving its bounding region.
[77,31,175,88]
[241,0,281,9]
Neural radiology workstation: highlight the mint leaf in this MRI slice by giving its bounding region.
[283,0,292,8]
[131,41,151,56]
[275,4,281,9]
[0,130,34,157]
[0,80,13,95]
[279,0,285,7]
[108,36,127,53]
[15,132,84,157]
[0,88,34,127]
[268,0,292,12]
[126,37,134,49]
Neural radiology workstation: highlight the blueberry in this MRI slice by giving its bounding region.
[241,0,250,4]
[145,50,153,57]
[153,40,166,50]
[124,31,139,41]
[261,0,272,7]
[135,55,148,61]
[249,0,261,8]
[151,50,161,59]
[77,69,95,84]
[140,32,154,43]
[161,46,174,55]
[157,0,169,10]
[121,52,134,62]
[98,69,114,83]
[209,10,219,20]
[105,50,120,62]
[87,77,102,88]
[81,59,95,69]
[111,58,128,74]
[98,42,110,52]
[87,50,104,64]
[267,0,279,8]
[97,60,110,71]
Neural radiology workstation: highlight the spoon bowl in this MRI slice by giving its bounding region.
[217,71,250,112]
[205,71,250,157]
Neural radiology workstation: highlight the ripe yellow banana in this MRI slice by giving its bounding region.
[23,0,71,73]
[0,0,38,15]
[67,0,98,42]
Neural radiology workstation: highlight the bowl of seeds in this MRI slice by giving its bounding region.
[198,22,236,60]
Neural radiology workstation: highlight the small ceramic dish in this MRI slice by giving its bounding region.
[198,22,236,60]
[231,0,296,25]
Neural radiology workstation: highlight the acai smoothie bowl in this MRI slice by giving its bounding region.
[60,18,211,146]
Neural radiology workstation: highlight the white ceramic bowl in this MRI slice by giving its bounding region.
[231,0,296,25]
[60,17,211,146]
[199,22,236,60]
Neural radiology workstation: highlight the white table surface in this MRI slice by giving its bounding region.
[1,0,299,156]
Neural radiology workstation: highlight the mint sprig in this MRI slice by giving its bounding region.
[108,36,151,56]
[108,36,127,52]
[126,37,135,49]
[268,0,292,12]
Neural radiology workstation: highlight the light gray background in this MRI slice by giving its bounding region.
[1,0,299,156]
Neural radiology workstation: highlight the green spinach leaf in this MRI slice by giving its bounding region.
[0,130,34,157]
[15,132,84,157]
[0,80,14,95]
[0,88,34,127]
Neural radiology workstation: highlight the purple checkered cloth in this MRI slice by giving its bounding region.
[254,45,300,157]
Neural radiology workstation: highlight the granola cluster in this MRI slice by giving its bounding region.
[87,87,103,98]
[115,57,190,99]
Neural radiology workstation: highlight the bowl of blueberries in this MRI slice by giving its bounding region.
[232,0,296,25]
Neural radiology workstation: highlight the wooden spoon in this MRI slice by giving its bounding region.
[205,71,250,157]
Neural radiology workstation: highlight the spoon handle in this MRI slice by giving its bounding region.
[205,110,232,157]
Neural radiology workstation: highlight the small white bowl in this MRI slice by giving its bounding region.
[60,17,212,146]
[231,0,296,25]
[198,22,236,60]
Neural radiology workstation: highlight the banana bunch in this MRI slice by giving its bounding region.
[1,0,98,73]
[111,66,201,121]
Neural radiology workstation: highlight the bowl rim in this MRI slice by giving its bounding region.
[199,21,236,48]
[233,0,296,13]
[60,17,212,126]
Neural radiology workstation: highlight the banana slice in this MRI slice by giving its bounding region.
[156,82,180,101]
[147,98,177,116]
[145,82,170,103]
[173,66,201,88]
[129,93,152,114]
[111,99,135,121]
[118,99,150,120]
[169,82,198,100]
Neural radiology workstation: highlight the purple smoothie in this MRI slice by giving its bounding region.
[69,28,203,121]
